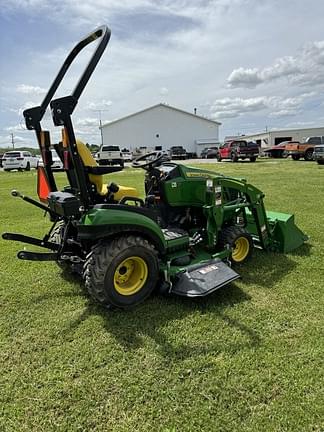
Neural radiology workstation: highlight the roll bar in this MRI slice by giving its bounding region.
[22,25,111,208]
[23,25,111,130]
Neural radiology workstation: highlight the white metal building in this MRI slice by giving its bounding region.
[100,103,221,157]
[242,126,324,148]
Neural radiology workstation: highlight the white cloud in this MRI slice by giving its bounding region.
[159,87,169,96]
[85,99,113,110]
[0,133,29,146]
[16,84,47,95]
[268,109,300,118]
[4,124,27,132]
[210,96,269,119]
[210,93,314,120]
[227,40,324,89]
[8,101,39,117]
[76,117,100,127]
[285,120,316,128]
[227,68,262,89]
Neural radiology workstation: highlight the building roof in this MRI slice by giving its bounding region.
[101,103,221,128]
[243,126,324,138]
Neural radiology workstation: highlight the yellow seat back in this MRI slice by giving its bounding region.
[76,140,138,199]
[76,140,108,195]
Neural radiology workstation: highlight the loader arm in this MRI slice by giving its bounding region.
[218,177,307,253]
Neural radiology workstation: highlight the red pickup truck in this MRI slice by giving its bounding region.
[217,140,259,162]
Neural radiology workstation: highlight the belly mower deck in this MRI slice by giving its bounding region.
[171,259,240,297]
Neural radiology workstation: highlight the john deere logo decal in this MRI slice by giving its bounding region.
[186,172,213,178]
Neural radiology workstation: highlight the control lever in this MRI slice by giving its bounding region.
[189,231,203,246]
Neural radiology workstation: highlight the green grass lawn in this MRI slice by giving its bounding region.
[0,159,323,431]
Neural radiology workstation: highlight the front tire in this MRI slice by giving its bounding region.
[250,156,257,162]
[292,154,300,161]
[84,236,159,309]
[219,226,253,264]
[304,150,313,161]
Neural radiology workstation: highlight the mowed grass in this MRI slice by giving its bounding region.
[0,159,323,431]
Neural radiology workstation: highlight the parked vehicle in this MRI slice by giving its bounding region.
[263,142,288,158]
[121,148,132,162]
[2,150,38,171]
[313,144,324,165]
[217,140,259,162]
[97,145,124,167]
[284,140,314,161]
[161,150,171,161]
[201,147,219,159]
[0,153,4,168]
[132,146,150,160]
[304,136,324,145]
[169,146,187,160]
[38,149,63,170]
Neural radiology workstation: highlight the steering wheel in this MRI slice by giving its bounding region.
[132,151,165,169]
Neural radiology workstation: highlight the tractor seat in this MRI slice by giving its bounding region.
[76,140,139,200]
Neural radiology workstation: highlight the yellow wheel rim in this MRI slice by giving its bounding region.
[232,237,250,262]
[114,256,148,296]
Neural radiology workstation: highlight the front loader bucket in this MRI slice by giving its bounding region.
[266,211,308,253]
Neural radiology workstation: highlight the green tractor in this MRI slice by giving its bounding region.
[3,26,308,309]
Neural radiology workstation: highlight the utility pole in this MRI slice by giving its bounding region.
[93,109,109,147]
[10,133,15,149]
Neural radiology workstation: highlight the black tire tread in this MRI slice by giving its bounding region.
[84,236,158,308]
[49,221,71,272]
[304,149,313,161]
[219,226,253,263]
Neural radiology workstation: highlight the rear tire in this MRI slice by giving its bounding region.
[317,160,324,165]
[217,154,222,162]
[25,162,30,171]
[304,149,313,161]
[84,236,159,309]
[231,153,238,162]
[219,226,253,264]
[49,222,70,272]
[292,154,300,161]
[249,156,257,162]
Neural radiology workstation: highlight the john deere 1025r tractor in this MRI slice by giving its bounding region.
[3,26,308,309]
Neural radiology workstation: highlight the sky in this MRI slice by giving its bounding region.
[1,0,324,148]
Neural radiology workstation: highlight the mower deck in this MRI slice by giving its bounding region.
[171,258,240,297]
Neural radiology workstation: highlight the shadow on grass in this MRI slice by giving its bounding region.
[237,249,299,288]
[288,242,312,257]
[33,245,310,358]
[57,282,261,360]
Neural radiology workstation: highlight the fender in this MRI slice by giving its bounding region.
[77,207,167,253]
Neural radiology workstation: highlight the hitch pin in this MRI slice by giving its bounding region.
[11,190,23,198]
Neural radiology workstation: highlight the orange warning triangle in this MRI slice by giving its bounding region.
[37,166,51,203]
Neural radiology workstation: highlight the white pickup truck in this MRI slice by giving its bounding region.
[2,150,39,171]
[97,145,124,167]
